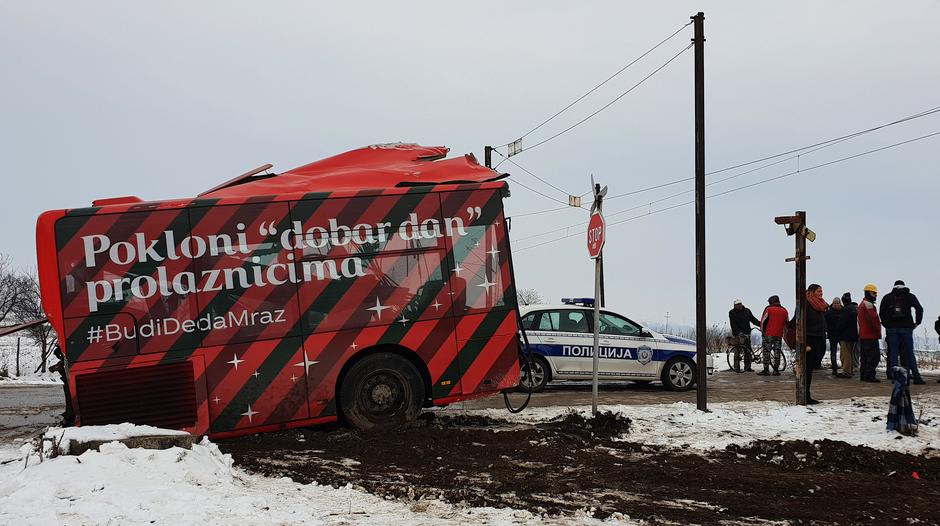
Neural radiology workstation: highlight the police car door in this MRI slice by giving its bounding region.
[530,309,594,376]
[595,311,658,378]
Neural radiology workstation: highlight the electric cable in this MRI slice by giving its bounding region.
[493,149,574,198]
[513,128,940,252]
[510,178,572,206]
[496,21,693,148]
[604,104,940,201]
[518,43,694,154]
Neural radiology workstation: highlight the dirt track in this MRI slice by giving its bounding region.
[220,371,940,525]
[221,412,940,525]
[465,365,940,409]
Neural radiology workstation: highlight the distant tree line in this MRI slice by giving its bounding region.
[0,254,56,376]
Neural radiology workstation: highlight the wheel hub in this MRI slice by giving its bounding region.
[360,372,405,415]
[370,384,394,405]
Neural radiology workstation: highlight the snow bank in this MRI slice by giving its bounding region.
[43,423,191,455]
[0,436,632,525]
[451,393,940,456]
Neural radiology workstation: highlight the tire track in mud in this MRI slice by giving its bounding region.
[220,412,940,525]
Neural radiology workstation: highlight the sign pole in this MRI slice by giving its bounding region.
[588,180,607,416]
[592,252,602,415]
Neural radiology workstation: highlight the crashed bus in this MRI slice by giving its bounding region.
[35,144,521,438]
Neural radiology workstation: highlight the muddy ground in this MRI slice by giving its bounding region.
[221,412,940,525]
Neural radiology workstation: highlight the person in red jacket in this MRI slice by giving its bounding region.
[857,283,882,383]
[758,295,789,376]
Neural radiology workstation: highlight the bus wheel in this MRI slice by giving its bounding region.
[661,357,696,391]
[339,353,424,431]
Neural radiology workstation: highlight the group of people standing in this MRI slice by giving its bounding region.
[729,280,935,405]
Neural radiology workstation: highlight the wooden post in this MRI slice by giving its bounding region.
[692,11,707,412]
[776,211,811,405]
[15,337,20,377]
[794,211,807,405]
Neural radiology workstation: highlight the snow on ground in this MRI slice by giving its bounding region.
[0,335,59,383]
[0,436,634,526]
[0,373,62,385]
[43,423,191,454]
[449,393,940,457]
[0,396,936,524]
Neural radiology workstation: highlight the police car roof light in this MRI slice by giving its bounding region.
[562,297,595,306]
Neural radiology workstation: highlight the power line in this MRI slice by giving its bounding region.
[705,104,940,176]
[514,107,940,240]
[511,205,573,218]
[497,21,693,147]
[509,178,572,206]
[513,128,940,252]
[604,104,940,201]
[493,149,574,197]
[518,43,694,154]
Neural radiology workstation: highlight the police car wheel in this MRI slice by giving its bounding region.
[662,357,696,391]
[519,355,550,393]
[339,352,424,431]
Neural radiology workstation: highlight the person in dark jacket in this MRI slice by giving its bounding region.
[936,316,940,384]
[729,299,760,372]
[804,284,828,404]
[824,297,843,374]
[836,292,859,378]
[858,284,882,382]
[935,316,940,345]
[879,280,925,384]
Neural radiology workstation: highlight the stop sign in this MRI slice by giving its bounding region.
[586,212,605,258]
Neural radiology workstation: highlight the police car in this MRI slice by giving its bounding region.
[518,298,714,391]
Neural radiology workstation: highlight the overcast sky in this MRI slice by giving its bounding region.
[2,2,938,334]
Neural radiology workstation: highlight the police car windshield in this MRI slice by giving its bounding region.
[598,312,642,336]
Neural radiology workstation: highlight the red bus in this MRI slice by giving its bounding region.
[36,144,521,438]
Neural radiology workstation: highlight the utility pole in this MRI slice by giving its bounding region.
[692,11,707,412]
[795,214,807,405]
[484,146,493,169]
[775,211,815,405]
[664,312,671,334]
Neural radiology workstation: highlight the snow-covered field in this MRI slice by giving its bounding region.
[1,394,936,525]
[453,393,940,456]
[0,336,59,384]
[0,437,614,526]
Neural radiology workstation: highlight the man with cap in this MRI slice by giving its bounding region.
[729,299,760,372]
[858,284,882,382]
[824,297,843,374]
[758,295,788,375]
[879,280,925,384]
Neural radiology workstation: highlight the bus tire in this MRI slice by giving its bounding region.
[661,357,696,391]
[339,352,424,431]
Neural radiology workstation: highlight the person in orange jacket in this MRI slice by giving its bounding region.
[758,295,789,376]
[857,283,882,382]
